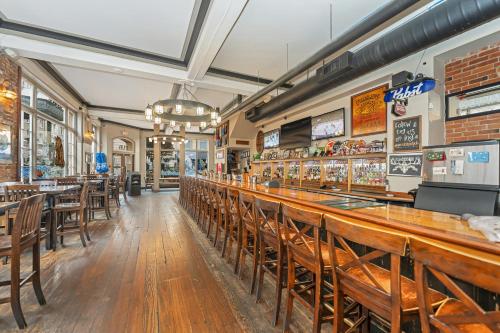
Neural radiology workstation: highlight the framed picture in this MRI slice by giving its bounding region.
[351,84,388,137]
[0,123,12,163]
[387,153,423,177]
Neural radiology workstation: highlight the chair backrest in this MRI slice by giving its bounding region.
[5,184,40,201]
[215,185,227,209]
[56,177,79,185]
[238,192,256,232]
[12,193,46,248]
[226,189,240,228]
[324,214,408,319]
[410,237,500,333]
[281,203,324,268]
[79,183,89,209]
[254,196,281,244]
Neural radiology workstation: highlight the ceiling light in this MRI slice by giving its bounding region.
[154,116,162,124]
[170,120,176,127]
[148,137,153,143]
[145,114,153,121]
[186,122,191,129]
[211,119,217,127]
[196,106,204,116]
[216,116,222,124]
[155,104,164,115]
[175,104,182,114]
[200,121,207,128]
[145,105,153,117]
[165,126,174,135]
[210,111,217,120]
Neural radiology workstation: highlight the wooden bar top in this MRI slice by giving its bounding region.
[199,177,500,257]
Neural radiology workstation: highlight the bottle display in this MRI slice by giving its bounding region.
[274,163,284,180]
[302,161,321,181]
[352,158,386,186]
[287,161,300,180]
[324,160,348,184]
[262,164,272,179]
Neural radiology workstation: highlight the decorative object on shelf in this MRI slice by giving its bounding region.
[256,130,264,154]
[351,84,388,137]
[0,123,12,163]
[388,153,423,177]
[426,151,446,161]
[144,83,220,130]
[393,116,421,152]
[283,150,290,159]
[253,153,261,161]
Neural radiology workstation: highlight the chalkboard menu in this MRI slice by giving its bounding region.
[393,116,421,152]
[388,153,423,177]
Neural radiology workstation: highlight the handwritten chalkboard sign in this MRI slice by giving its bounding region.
[388,153,423,177]
[393,116,421,152]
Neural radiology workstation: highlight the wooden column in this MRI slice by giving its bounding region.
[179,125,186,176]
[153,124,160,192]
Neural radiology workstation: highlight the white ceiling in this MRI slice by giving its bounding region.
[0,0,196,58]
[54,64,174,109]
[211,0,392,80]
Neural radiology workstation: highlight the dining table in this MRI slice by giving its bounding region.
[0,201,19,216]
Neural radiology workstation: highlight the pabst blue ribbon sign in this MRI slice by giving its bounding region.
[384,79,436,102]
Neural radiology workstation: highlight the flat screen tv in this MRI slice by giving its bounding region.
[263,129,280,149]
[280,117,311,149]
[311,108,345,141]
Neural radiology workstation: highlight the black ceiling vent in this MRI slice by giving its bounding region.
[317,52,354,83]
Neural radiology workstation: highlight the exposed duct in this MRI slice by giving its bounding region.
[246,0,500,122]
[222,0,424,119]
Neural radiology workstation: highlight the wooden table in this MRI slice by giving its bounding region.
[201,177,499,256]
[0,201,19,216]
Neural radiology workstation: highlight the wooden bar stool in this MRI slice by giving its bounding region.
[194,179,203,226]
[206,183,218,241]
[410,237,500,333]
[324,215,446,333]
[237,192,259,295]
[254,196,285,326]
[0,194,47,329]
[53,183,90,248]
[222,188,240,271]
[200,181,211,232]
[282,204,348,333]
[213,185,227,250]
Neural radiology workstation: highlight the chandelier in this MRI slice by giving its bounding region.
[145,84,222,131]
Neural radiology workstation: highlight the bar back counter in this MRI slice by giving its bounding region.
[180,175,499,332]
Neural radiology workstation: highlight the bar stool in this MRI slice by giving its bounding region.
[222,188,240,271]
[324,215,446,333]
[0,194,47,329]
[254,196,285,326]
[213,185,227,250]
[410,237,500,333]
[199,181,211,232]
[194,179,203,226]
[206,183,218,241]
[237,192,259,295]
[282,204,349,333]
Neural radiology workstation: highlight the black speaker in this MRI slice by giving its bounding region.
[392,71,414,88]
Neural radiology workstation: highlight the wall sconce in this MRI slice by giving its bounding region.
[0,79,17,106]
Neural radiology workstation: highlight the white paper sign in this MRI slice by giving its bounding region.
[451,160,464,175]
[433,166,447,175]
[449,148,464,157]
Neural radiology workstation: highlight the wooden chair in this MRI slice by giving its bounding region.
[206,183,218,240]
[410,237,500,333]
[199,181,211,233]
[254,196,285,326]
[237,192,259,295]
[55,177,80,203]
[282,204,345,333]
[53,182,90,248]
[109,176,121,207]
[222,188,240,271]
[324,215,446,333]
[88,177,111,220]
[213,185,227,250]
[0,193,47,329]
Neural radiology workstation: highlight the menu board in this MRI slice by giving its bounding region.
[388,153,423,177]
[351,84,388,137]
[393,116,421,152]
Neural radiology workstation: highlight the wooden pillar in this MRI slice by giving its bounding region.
[179,125,185,176]
[153,124,161,192]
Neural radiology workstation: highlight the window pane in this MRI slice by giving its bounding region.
[20,111,33,182]
[21,79,33,107]
[197,151,208,173]
[185,151,196,176]
[67,130,75,175]
[184,139,196,150]
[68,110,76,129]
[198,139,208,151]
[160,150,179,177]
[36,118,65,178]
[36,90,65,122]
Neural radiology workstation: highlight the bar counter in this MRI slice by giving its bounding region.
[199,177,500,258]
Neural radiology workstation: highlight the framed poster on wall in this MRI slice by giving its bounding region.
[393,116,421,152]
[351,84,388,137]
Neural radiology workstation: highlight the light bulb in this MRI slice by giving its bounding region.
[200,121,207,128]
[216,116,221,124]
[175,104,182,114]
[196,106,204,116]
[145,105,153,117]
[211,119,217,126]
[145,114,152,121]
[170,120,176,127]
[155,104,164,115]
[210,111,217,120]
[154,116,162,124]
[148,137,153,143]
[186,122,191,129]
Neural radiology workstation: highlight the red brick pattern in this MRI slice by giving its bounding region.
[0,54,20,181]
[444,43,500,144]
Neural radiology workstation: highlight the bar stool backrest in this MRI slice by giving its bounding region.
[5,184,40,201]
[12,193,46,249]
[281,203,323,270]
[255,197,281,244]
[215,185,227,210]
[238,192,256,231]
[410,238,500,333]
[324,214,407,321]
[226,189,240,222]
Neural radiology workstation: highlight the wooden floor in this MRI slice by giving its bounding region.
[0,191,243,332]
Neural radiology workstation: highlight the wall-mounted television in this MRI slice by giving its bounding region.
[280,117,311,149]
[311,108,345,141]
[263,129,280,149]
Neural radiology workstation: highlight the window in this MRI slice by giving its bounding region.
[184,139,209,176]
[446,83,500,120]
[20,111,33,182]
[36,117,65,178]
[67,110,76,175]
[21,79,34,107]
[145,137,180,180]
[36,90,65,122]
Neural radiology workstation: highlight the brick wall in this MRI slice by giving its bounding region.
[0,54,20,181]
[444,43,500,144]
